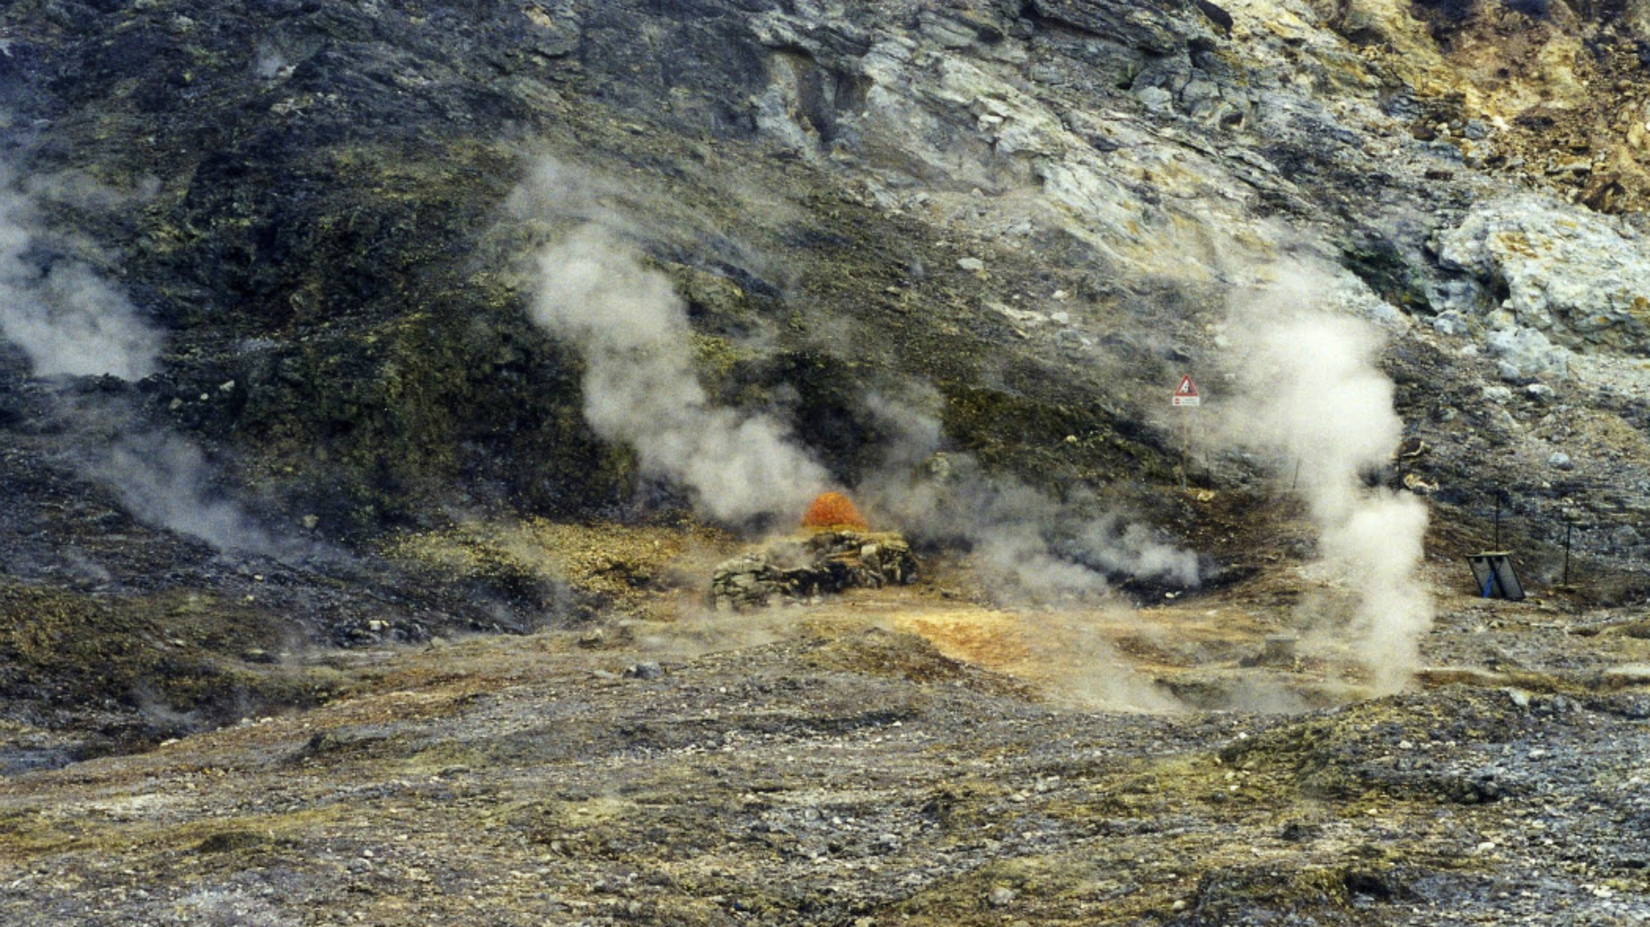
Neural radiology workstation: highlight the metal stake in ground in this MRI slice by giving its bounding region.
[1172,374,1200,490]
[1562,508,1574,589]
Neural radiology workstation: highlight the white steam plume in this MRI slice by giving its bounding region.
[0,158,304,558]
[528,225,830,523]
[1218,263,1432,693]
[859,390,1200,604]
[0,166,162,380]
[514,157,1194,588]
[88,431,297,559]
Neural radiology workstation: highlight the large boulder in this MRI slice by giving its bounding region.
[1437,196,1650,353]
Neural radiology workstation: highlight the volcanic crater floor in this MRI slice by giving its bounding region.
[3,543,1650,927]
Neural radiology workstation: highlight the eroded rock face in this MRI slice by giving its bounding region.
[5,0,1647,551]
[1438,196,1650,353]
[711,531,918,611]
[1313,0,1650,213]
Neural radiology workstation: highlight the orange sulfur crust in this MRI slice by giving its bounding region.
[801,491,869,531]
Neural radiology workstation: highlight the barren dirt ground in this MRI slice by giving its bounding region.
[3,536,1650,926]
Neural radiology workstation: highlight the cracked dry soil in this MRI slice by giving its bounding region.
[4,559,1649,927]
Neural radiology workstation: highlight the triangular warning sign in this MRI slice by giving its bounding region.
[1172,374,1200,407]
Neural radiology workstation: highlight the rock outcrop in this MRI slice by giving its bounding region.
[711,531,918,611]
[1438,196,1650,354]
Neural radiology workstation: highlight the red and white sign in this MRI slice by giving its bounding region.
[1172,374,1200,407]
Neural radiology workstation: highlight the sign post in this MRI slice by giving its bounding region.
[1172,375,1199,489]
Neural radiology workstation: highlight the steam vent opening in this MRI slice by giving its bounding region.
[801,491,869,531]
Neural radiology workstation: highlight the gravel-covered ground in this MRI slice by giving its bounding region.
[3,568,1647,927]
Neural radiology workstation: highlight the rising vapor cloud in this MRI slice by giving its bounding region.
[527,224,830,523]
[858,388,1200,604]
[1217,262,1432,693]
[516,156,1200,597]
[88,430,297,559]
[0,159,302,559]
[0,166,162,381]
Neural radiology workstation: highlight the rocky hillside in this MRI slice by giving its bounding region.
[3,0,1650,921]
[1,0,1646,534]
[0,0,1642,730]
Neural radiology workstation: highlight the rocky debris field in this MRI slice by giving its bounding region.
[3,559,1650,927]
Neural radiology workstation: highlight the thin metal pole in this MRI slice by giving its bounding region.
[1179,418,1187,490]
[1563,515,1573,587]
[1494,490,1503,549]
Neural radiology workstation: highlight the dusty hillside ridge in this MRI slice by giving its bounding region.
[1,0,1649,923]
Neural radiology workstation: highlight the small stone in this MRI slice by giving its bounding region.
[1135,85,1173,111]
[988,886,1017,908]
[957,257,985,272]
[1527,384,1555,401]
[1484,326,1567,379]
[1548,452,1573,470]
[625,661,665,680]
[1403,472,1436,495]
[1431,311,1471,337]
[1483,386,1513,403]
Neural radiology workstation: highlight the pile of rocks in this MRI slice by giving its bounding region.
[710,531,918,611]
